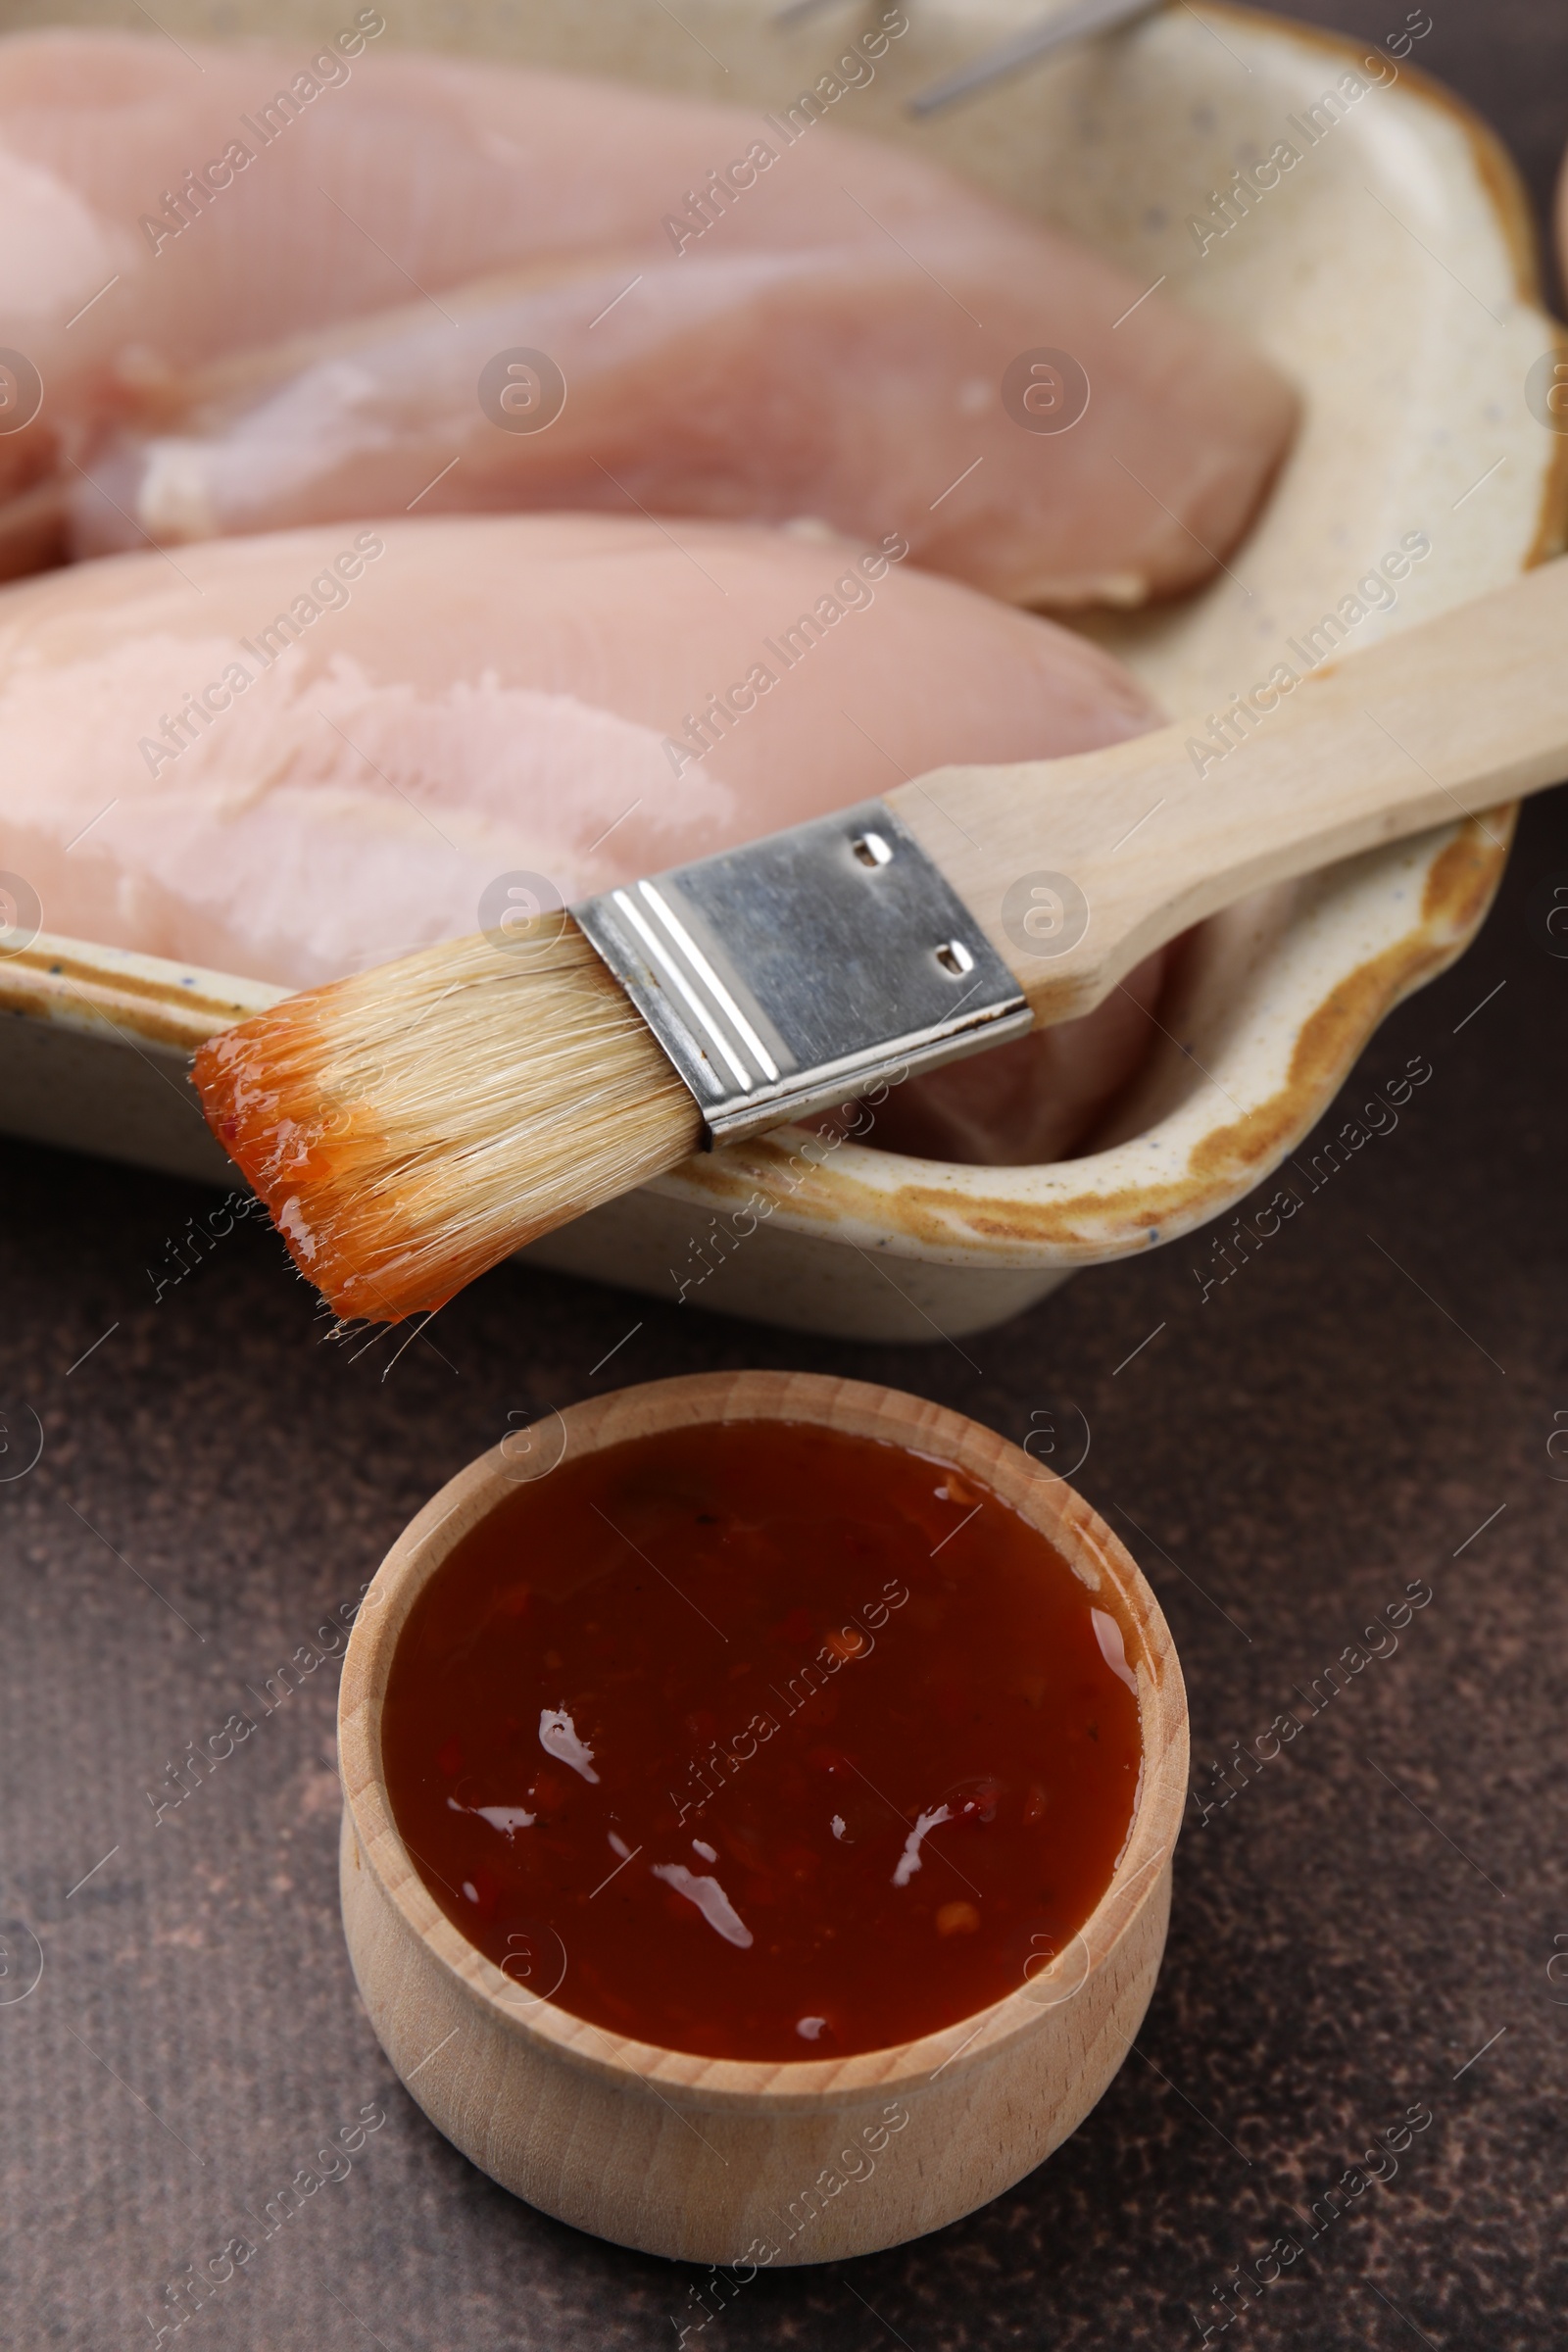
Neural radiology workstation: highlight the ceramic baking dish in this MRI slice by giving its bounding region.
[0,0,1562,1340]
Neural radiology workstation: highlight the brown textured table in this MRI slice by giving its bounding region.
[3,5,1566,2348]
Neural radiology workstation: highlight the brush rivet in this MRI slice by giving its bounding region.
[935,940,975,977]
[851,832,894,868]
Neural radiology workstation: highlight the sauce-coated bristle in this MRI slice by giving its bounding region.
[193,918,701,1321]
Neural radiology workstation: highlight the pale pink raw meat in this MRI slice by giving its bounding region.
[0,512,1167,1162]
[0,27,906,489]
[69,226,1297,612]
[2,28,1295,606]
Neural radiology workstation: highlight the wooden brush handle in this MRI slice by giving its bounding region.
[889,558,1568,1024]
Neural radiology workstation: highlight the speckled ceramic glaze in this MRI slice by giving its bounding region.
[1,0,1562,1338]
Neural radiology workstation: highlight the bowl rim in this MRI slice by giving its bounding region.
[337,1369,1189,2109]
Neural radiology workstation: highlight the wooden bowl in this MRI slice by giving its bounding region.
[337,1370,1188,2264]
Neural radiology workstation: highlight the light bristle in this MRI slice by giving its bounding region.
[193,917,701,1323]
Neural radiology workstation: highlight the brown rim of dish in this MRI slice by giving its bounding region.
[1215,5,1568,570]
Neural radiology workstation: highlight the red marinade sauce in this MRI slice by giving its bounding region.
[380,1420,1143,2062]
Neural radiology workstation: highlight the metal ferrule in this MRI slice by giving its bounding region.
[571,800,1031,1147]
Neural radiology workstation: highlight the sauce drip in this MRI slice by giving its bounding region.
[380,1419,1143,2061]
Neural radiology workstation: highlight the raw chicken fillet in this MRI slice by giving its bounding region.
[0,512,1169,1161]
[0,30,1297,608]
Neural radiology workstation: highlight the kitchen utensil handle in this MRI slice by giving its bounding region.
[889,557,1568,1021]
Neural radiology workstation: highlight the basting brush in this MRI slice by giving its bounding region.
[196,558,1568,1323]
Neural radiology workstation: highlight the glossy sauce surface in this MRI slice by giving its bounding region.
[380,1420,1143,2060]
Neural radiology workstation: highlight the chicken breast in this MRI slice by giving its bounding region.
[0,511,1167,1161]
[0,24,899,491]
[71,224,1294,612]
[6,28,1295,606]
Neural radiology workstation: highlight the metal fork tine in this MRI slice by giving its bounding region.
[907,0,1165,119]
